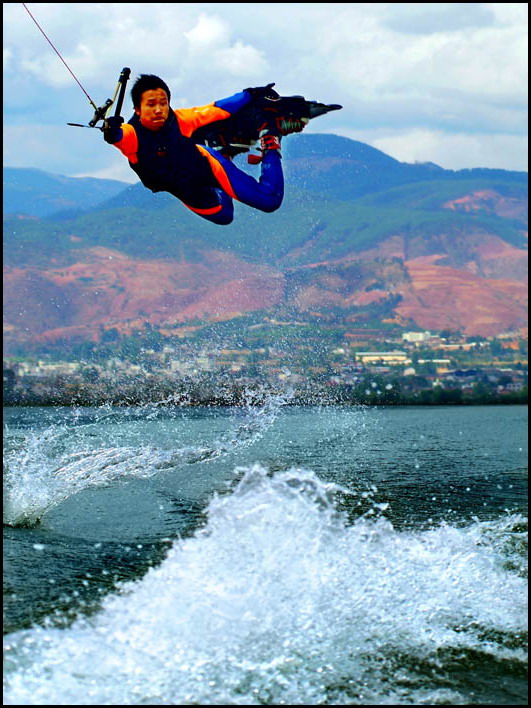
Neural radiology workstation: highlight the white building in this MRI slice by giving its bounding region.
[402,331,432,343]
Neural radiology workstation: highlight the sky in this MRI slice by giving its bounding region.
[3,2,528,183]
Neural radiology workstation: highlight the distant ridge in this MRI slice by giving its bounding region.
[3,167,129,218]
[3,133,528,350]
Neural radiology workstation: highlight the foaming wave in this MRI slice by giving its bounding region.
[3,389,292,528]
[4,465,527,705]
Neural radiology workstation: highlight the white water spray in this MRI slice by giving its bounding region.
[3,464,527,705]
[3,389,292,527]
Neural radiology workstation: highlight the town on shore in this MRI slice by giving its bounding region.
[3,327,528,407]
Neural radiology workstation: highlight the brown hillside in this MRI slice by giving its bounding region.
[3,184,528,350]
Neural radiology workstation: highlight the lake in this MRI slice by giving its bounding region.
[3,397,528,705]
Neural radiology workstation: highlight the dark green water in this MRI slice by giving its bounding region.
[3,401,528,705]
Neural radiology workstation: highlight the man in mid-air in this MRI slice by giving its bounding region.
[103,75,305,225]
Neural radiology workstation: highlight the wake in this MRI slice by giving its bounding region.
[3,388,291,528]
[4,463,527,706]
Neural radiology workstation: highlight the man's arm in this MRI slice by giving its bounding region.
[103,117,138,163]
[174,91,251,138]
[176,84,278,137]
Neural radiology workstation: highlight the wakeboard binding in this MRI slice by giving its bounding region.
[193,94,342,163]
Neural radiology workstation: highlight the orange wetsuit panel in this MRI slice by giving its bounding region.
[184,203,223,215]
[114,123,139,164]
[195,144,238,199]
[174,105,231,138]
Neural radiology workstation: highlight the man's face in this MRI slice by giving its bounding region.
[135,88,170,131]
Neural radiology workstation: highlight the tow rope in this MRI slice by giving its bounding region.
[21,3,130,129]
[21,2,98,111]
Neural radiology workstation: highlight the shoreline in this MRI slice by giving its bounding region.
[3,392,528,408]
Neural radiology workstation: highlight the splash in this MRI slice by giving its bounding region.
[3,388,292,527]
[3,465,527,705]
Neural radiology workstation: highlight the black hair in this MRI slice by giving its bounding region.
[131,74,171,108]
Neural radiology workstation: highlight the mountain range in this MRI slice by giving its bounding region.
[3,133,528,355]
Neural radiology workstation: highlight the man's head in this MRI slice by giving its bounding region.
[131,74,171,131]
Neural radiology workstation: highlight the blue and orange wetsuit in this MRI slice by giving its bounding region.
[108,91,283,225]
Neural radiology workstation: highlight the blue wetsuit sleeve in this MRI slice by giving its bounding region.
[175,92,252,136]
[213,91,252,115]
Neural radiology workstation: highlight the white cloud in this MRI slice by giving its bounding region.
[74,163,138,184]
[381,3,496,35]
[313,9,527,106]
[184,14,230,50]
[369,128,528,171]
[3,47,13,69]
[488,2,529,25]
[3,123,129,179]
[216,41,269,76]
[183,13,269,77]
[3,2,528,173]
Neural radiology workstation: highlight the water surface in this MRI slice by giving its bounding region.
[3,400,528,705]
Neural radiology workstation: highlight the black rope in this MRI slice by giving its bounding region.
[21,2,98,110]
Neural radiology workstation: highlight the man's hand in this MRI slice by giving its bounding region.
[244,83,280,102]
[103,115,124,144]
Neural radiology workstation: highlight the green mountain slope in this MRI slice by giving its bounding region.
[4,164,527,267]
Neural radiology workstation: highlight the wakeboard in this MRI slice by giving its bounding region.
[193,93,342,162]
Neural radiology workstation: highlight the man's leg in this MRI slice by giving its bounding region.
[196,145,284,214]
[182,187,235,225]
